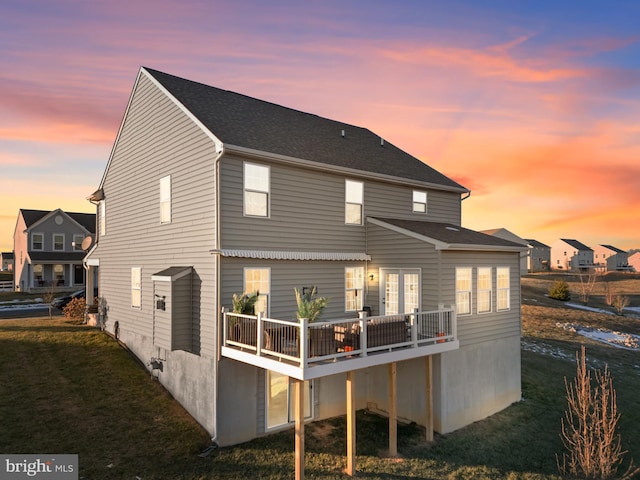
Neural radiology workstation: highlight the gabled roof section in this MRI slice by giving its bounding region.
[369,218,526,251]
[600,245,626,254]
[525,239,550,248]
[20,209,95,233]
[560,238,592,251]
[142,67,468,193]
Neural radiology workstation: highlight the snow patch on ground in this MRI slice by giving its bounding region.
[555,322,640,350]
[0,299,46,310]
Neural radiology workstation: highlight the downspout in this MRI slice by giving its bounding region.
[212,143,225,447]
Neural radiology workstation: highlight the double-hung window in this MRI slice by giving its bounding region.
[73,234,84,251]
[345,266,364,312]
[497,267,510,311]
[477,267,492,313]
[244,268,270,316]
[31,233,44,251]
[53,234,65,251]
[160,175,171,224]
[455,267,472,315]
[244,162,270,217]
[131,267,141,309]
[412,190,427,214]
[345,180,363,225]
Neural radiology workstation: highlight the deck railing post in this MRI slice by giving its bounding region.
[300,318,308,368]
[450,305,457,340]
[360,318,367,356]
[221,307,227,345]
[411,308,418,346]
[256,312,263,357]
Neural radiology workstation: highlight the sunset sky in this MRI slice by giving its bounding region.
[1,0,639,253]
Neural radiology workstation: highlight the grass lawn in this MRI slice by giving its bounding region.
[1,274,639,479]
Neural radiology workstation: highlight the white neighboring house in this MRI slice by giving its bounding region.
[593,245,630,272]
[524,239,550,273]
[551,238,594,271]
[629,252,640,273]
[480,228,528,275]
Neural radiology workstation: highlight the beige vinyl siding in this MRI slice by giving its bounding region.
[440,250,521,347]
[220,156,463,251]
[89,73,218,356]
[221,257,367,321]
[366,222,441,315]
[153,281,172,350]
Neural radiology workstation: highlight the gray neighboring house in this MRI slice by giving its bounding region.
[13,209,95,292]
[593,245,630,272]
[524,239,551,273]
[84,67,525,448]
[629,252,640,272]
[551,238,594,271]
[1,252,13,271]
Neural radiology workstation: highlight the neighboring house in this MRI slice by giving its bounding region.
[1,252,13,271]
[524,239,550,273]
[629,252,640,272]
[84,67,525,450]
[13,209,95,292]
[551,238,594,271]
[480,228,528,275]
[593,245,630,272]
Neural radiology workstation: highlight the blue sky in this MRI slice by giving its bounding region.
[1,0,639,251]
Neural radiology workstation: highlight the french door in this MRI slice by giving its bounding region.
[266,371,312,430]
[380,269,421,315]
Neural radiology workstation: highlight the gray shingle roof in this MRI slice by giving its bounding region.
[525,239,550,248]
[560,239,592,251]
[20,209,95,233]
[600,245,626,254]
[144,68,467,192]
[29,252,86,262]
[370,218,525,249]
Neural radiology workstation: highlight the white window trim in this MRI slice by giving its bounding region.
[412,190,428,214]
[131,267,142,309]
[243,267,271,316]
[243,162,270,218]
[345,266,365,312]
[345,179,363,225]
[160,175,172,224]
[31,232,44,251]
[455,267,472,316]
[477,267,492,314]
[497,266,511,311]
[53,233,65,252]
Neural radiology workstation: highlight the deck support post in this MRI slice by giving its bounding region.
[388,362,398,457]
[425,355,434,442]
[294,378,305,480]
[346,370,356,476]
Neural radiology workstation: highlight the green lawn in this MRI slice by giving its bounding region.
[1,281,639,479]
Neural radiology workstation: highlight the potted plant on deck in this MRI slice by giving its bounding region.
[295,286,333,356]
[230,291,259,345]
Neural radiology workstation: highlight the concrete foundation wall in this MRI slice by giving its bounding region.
[433,335,521,433]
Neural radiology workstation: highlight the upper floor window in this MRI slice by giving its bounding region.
[31,233,44,251]
[73,234,84,251]
[53,234,65,251]
[497,267,510,311]
[244,162,270,217]
[131,267,141,309]
[477,267,492,314]
[455,267,472,315]
[345,180,363,225]
[412,190,427,214]
[100,200,106,236]
[345,266,364,312]
[160,175,171,224]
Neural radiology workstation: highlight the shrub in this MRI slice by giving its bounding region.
[549,280,571,301]
[63,297,86,319]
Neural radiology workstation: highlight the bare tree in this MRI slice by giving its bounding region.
[42,283,57,320]
[557,346,639,479]
[602,280,615,306]
[576,268,598,305]
[612,295,630,316]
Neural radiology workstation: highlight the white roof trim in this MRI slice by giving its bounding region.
[216,249,371,261]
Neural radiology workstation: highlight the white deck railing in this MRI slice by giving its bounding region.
[222,308,457,376]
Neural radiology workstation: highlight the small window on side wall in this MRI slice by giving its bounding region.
[412,190,427,213]
[345,180,363,225]
[244,163,270,217]
[455,267,472,315]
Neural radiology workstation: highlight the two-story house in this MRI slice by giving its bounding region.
[629,252,640,273]
[84,68,525,460]
[524,239,551,273]
[551,238,594,271]
[480,228,528,275]
[13,209,95,292]
[593,245,629,272]
[1,252,13,272]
